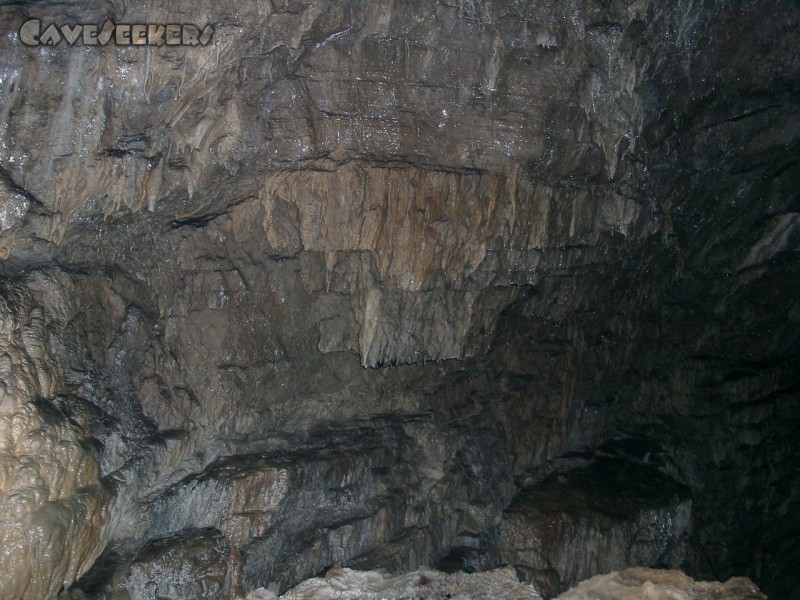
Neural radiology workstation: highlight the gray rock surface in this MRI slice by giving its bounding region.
[0,281,110,600]
[245,566,543,600]
[500,444,692,598]
[0,0,797,599]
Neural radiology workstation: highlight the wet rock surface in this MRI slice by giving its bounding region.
[0,281,111,600]
[55,408,515,598]
[0,0,798,599]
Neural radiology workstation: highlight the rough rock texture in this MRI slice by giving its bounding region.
[554,567,765,600]
[0,0,798,599]
[245,566,542,600]
[0,281,110,599]
[63,528,232,600]
[500,442,692,598]
[230,566,765,600]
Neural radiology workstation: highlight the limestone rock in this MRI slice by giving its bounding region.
[250,566,542,600]
[500,443,692,597]
[0,282,111,600]
[554,567,766,600]
[0,0,797,598]
[66,528,231,600]
[235,566,766,600]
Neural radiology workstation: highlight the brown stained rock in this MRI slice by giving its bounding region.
[499,448,692,598]
[0,0,665,385]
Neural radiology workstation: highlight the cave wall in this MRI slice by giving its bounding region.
[0,1,797,599]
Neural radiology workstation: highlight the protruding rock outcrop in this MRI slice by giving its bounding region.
[555,567,766,600]
[0,282,111,600]
[499,443,691,597]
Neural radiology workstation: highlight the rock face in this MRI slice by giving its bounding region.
[252,566,543,600]
[233,566,764,600]
[68,528,232,600]
[499,442,692,598]
[0,0,798,599]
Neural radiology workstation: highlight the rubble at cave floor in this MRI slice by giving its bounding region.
[234,565,765,600]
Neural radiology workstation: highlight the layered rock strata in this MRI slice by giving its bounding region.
[0,0,796,599]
